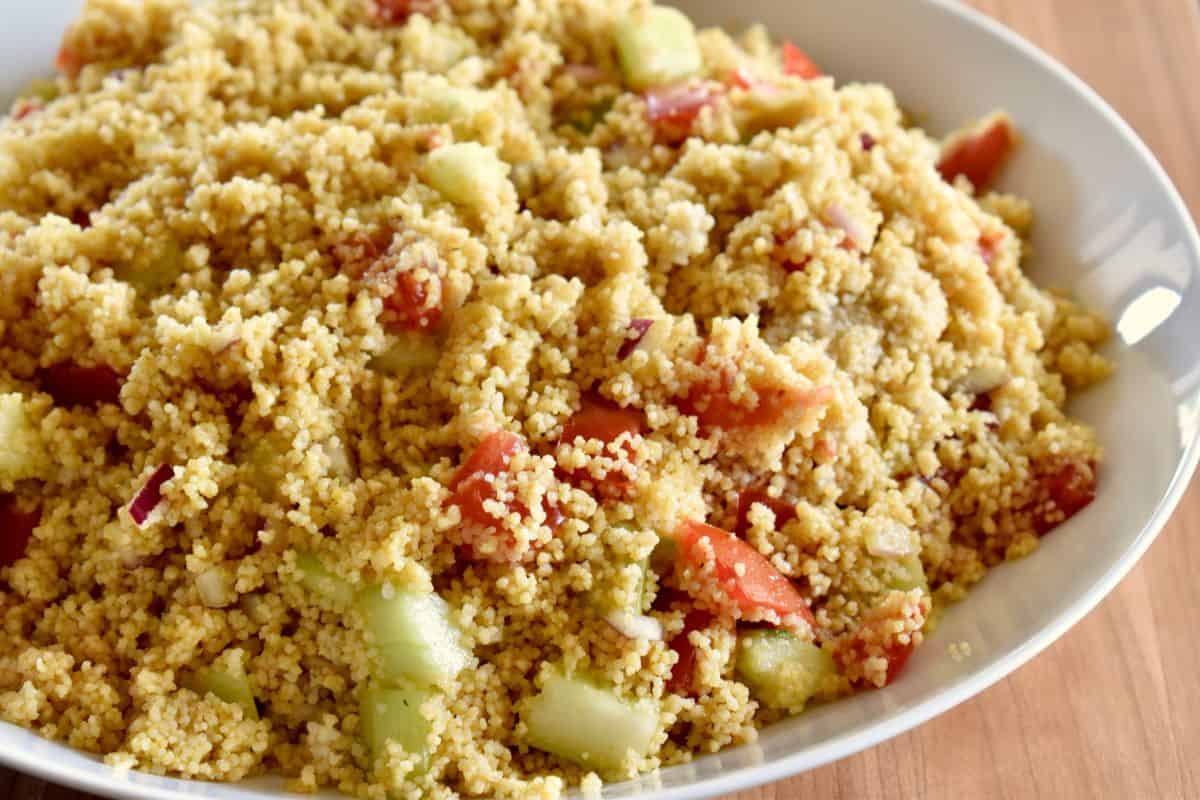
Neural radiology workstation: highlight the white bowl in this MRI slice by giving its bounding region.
[3,1,1198,798]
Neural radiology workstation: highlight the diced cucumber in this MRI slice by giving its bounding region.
[367,333,441,375]
[614,6,702,90]
[116,239,187,294]
[884,554,928,593]
[0,393,42,482]
[523,670,658,774]
[294,552,356,607]
[187,665,258,720]
[358,585,473,686]
[425,142,511,214]
[360,682,431,763]
[736,629,836,712]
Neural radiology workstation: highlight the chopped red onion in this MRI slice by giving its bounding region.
[563,63,606,86]
[618,319,654,360]
[644,82,716,124]
[604,609,664,641]
[129,464,175,526]
[825,203,868,252]
[860,132,877,151]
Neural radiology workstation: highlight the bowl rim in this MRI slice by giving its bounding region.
[2,0,1199,798]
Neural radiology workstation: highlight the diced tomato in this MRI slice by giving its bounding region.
[558,394,644,498]
[978,230,1005,268]
[448,430,527,526]
[836,638,914,687]
[447,431,559,562]
[55,45,83,79]
[666,607,714,696]
[0,495,39,566]
[561,394,643,446]
[678,348,833,432]
[782,42,823,80]
[382,265,443,332]
[644,83,718,143]
[38,362,123,407]
[371,0,440,24]
[937,115,1018,192]
[674,520,815,628]
[733,488,796,538]
[1030,458,1096,535]
[12,101,41,121]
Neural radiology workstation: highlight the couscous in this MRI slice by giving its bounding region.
[0,0,1111,797]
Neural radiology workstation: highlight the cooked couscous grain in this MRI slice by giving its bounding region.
[0,0,1110,796]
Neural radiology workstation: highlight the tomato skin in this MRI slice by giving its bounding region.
[372,0,439,24]
[937,116,1018,191]
[0,496,39,567]
[382,267,443,332]
[674,520,815,628]
[836,639,914,688]
[55,45,82,79]
[1030,458,1096,535]
[733,489,796,538]
[448,431,527,528]
[561,394,643,445]
[678,354,833,432]
[666,607,715,696]
[782,42,823,79]
[38,362,123,407]
[558,394,644,498]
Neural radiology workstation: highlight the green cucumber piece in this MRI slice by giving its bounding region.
[187,666,258,720]
[358,585,473,686]
[294,552,356,607]
[736,629,835,712]
[884,554,928,593]
[367,333,441,375]
[425,142,511,213]
[360,682,431,763]
[614,6,702,90]
[523,670,658,774]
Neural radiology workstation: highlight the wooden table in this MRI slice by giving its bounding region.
[5,0,1200,797]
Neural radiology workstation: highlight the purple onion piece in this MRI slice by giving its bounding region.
[617,319,654,360]
[129,464,175,526]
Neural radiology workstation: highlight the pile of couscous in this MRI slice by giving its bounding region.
[0,0,1111,797]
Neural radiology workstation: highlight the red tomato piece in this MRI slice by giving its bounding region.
[836,638,914,688]
[372,0,440,24]
[937,116,1018,192]
[448,431,557,562]
[561,394,643,446]
[559,394,644,497]
[55,45,82,79]
[674,520,815,628]
[382,266,443,332]
[978,230,1005,268]
[782,42,823,80]
[0,495,39,566]
[38,362,123,407]
[679,352,833,432]
[733,488,796,538]
[666,607,714,696]
[1030,458,1096,535]
[12,101,41,121]
[644,83,717,143]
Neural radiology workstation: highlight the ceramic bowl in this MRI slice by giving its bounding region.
[2,0,1198,798]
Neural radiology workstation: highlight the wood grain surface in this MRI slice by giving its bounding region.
[5,0,1200,798]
